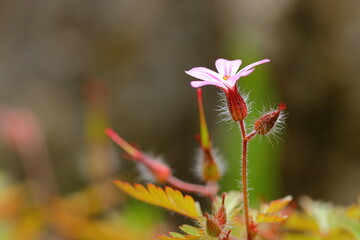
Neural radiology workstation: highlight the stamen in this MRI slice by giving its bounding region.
[223,75,229,80]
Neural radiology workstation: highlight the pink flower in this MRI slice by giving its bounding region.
[185,58,270,92]
[185,58,270,121]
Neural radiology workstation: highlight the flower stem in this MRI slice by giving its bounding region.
[167,176,218,199]
[239,120,251,240]
[106,128,218,199]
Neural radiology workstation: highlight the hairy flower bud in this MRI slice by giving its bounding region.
[221,230,231,240]
[215,193,227,228]
[106,128,172,182]
[249,219,258,239]
[203,194,228,238]
[226,89,248,121]
[196,89,221,182]
[201,149,221,182]
[254,102,286,135]
[205,213,222,237]
[142,157,172,183]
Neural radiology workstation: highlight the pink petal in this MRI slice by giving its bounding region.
[228,59,270,86]
[190,80,225,88]
[240,68,255,77]
[227,69,255,86]
[237,59,270,75]
[215,59,242,77]
[185,67,222,83]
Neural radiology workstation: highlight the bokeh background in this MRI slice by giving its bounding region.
[0,0,359,239]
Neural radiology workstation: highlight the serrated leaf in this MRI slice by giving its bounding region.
[114,181,202,220]
[157,235,202,240]
[179,225,202,235]
[170,232,185,237]
[263,195,292,214]
[257,213,288,223]
[157,225,204,240]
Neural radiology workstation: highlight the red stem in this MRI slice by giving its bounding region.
[140,154,217,198]
[166,176,218,199]
[239,120,251,240]
[106,128,217,199]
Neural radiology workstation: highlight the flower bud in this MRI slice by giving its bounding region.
[106,128,172,182]
[205,213,222,237]
[201,149,221,182]
[197,89,211,150]
[215,193,227,228]
[225,89,248,121]
[0,109,44,154]
[142,157,172,183]
[249,218,258,239]
[196,89,221,182]
[221,230,231,240]
[254,102,286,135]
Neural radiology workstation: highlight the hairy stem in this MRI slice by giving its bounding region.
[239,120,251,240]
[167,176,218,199]
[106,128,218,199]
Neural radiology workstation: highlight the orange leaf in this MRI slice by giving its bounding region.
[114,181,202,220]
[257,213,288,223]
[263,195,292,214]
[157,225,203,240]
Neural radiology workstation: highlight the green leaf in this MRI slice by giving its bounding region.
[157,224,204,240]
[179,225,202,235]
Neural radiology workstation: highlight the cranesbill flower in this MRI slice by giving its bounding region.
[185,58,269,121]
[186,58,270,91]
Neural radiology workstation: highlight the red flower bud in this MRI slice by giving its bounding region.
[221,230,231,240]
[226,89,248,121]
[205,213,222,237]
[254,102,286,135]
[141,156,172,183]
[249,218,258,239]
[200,149,221,182]
[215,193,227,228]
[106,128,172,182]
[196,89,221,182]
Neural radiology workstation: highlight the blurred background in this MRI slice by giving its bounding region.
[0,0,359,239]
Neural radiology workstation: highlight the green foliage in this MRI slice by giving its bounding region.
[284,197,360,240]
[115,181,360,240]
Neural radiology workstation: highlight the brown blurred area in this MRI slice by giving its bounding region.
[273,0,360,204]
[0,0,359,222]
[0,0,221,192]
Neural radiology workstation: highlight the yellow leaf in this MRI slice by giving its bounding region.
[179,225,202,235]
[257,213,288,223]
[157,235,201,240]
[284,212,319,232]
[346,203,360,219]
[157,225,204,240]
[263,195,292,214]
[114,181,202,220]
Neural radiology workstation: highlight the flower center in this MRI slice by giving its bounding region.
[223,75,229,80]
